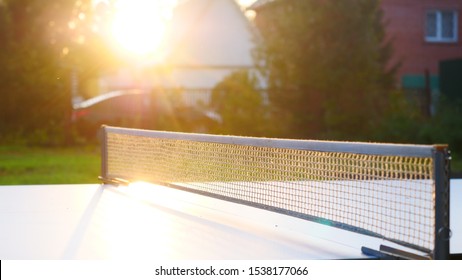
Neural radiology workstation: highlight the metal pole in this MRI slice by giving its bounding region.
[433,145,451,259]
[100,125,108,181]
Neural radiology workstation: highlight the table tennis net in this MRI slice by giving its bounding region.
[100,126,450,259]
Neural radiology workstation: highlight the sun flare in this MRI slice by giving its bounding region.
[110,0,176,56]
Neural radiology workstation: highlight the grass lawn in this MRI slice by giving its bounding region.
[0,145,100,185]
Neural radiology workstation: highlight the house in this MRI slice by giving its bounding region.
[250,0,462,108]
[380,0,462,97]
[99,0,259,106]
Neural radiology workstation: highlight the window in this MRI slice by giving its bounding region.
[425,10,458,42]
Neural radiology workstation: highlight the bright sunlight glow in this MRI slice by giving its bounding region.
[106,0,256,57]
[110,0,177,57]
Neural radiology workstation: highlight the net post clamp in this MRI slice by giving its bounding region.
[362,245,431,260]
[361,246,399,260]
[98,176,130,186]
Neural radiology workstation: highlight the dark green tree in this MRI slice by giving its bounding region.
[0,0,117,144]
[253,0,396,140]
[0,1,68,141]
[210,70,269,137]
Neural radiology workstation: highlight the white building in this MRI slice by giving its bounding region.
[99,0,259,106]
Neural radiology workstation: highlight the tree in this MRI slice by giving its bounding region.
[0,1,67,140]
[210,70,270,137]
[253,0,396,140]
[0,0,118,144]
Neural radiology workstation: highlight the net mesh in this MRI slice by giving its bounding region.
[104,129,436,253]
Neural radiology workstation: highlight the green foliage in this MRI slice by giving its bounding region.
[376,93,462,149]
[373,93,462,174]
[0,1,68,143]
[419,98,462,156]
[254,0,395,140]
[0,0,117,144]
[372,90,425,143]
[210,70,270,137]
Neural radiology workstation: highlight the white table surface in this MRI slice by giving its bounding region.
[0,180,460,259]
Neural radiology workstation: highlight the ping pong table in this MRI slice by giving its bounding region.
[0,179,460,259]
[1,126,459,259]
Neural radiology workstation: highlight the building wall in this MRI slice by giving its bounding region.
[381,0,462,86]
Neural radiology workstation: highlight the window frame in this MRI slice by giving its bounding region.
[425,9,458,43]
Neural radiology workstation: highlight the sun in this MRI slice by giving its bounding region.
[110,0,176,57]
